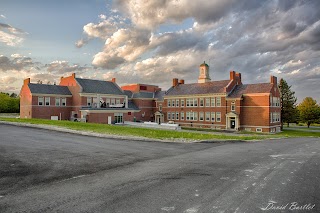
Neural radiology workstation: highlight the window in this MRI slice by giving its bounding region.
[111,98,115,105]
[199,112,204,121]
[194,98,198,107]
[55,98,60,106]
[61,98,66,106]
[116,99,120,104]
[231,104,235,111]
[186,112,190,120]
[200,98,204,107]
[38,97,44,106]
[176,100,179,107]
[176,112,179,120]
[114,113,123,123]
[205,112,210,121]
[181,99,185,107]
[106,98,110,106]
[256,128,262,132]
[172,100,175,107]
[87,97,92,106]
[168,112,171,120]
[205,98,210,107]
[168,100,171,107]
[194,112,198,121]
[140,85,147,90]
[181,112,184,120]
[45,97,50,106]
[216,112,221,122]
[211,112,215,121]
[159,104,162,111]
[186,99,190,107]
[211,97,215,107]
[216,97,221,107]
[172,112,175,120]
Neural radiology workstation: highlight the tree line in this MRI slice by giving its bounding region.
[279,79,320,128]
[0,92,20,113]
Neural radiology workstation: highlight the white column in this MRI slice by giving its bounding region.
[97,94,100,108]
[125,96,128,108]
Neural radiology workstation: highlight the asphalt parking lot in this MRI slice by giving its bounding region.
[0,124,319,213]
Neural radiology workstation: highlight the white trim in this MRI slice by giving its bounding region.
[32,93,72,97]
[79,93,126,98]
[240,125,281,129]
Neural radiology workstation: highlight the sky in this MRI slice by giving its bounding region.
[1,0,320,103]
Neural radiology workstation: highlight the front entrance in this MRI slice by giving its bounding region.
[230,118,236,129]
[154,111,164,124]
[108,116,112,124]
[226,112,239,130]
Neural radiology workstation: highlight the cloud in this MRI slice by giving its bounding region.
[78,0,320,102]
[75,38,89,48]
[45,60,90,74]
[0,14,6,19]
[0,76,17,84]
[0,23,27,46]
[0,54,36,72]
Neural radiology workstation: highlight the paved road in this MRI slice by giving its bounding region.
[0,124,319,213]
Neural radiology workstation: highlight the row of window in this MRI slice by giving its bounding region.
[167,111,221,122]
[270,96,280,107]
[87,97,122,106]
[271,112,280,123]
[38,97,66,106]
[167,97,222,107]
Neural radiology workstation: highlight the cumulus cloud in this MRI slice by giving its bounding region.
[0,23,27,46]
[77,0,320,102]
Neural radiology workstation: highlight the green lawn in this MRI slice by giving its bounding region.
[0,118,271,141]
[0,118,318,141]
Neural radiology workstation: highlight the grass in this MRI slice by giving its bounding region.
[0,118,271,141]
[0,118,318,141]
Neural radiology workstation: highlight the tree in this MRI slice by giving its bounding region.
[279,78,297,129]
[0,93,20,113]
[298,97,320,128]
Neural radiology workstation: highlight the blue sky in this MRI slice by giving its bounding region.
[1,0,320,103]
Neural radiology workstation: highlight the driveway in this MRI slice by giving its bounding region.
[0,124,319,212]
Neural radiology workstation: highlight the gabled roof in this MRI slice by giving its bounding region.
[28,83,71,95]
[75,78,124,95]
[228,83,273,98]
[165,80,230,96]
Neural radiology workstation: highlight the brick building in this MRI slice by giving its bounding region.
[20,62,280,132]
[162,62,281,132]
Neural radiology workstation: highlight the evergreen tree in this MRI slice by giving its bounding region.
[298,97,320,128]
[279,78,297,129]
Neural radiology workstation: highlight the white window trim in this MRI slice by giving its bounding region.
[55,98,60,106]
[45,97,50,106]
[38,97,44,106]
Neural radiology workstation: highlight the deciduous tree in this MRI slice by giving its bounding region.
[298,97,320,128]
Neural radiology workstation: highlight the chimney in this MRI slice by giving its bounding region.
[24,78,30,85]
[173,78,179,87]
[111,78,116,83]
[230,71,236,80]
[179,79,185,84]
[270,76,277,85]
[235,72,242,84]
[72,73,76,78]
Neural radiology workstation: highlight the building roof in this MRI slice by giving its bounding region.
[28,83,72,95]
[200,61,209,67]
[132,92,154,99]
[155,91,166,101]
[165,80,230,96]
[75,78,124,95]
[228,83,273,98]
[124,90,133,98]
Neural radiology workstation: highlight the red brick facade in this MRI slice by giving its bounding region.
[20,63,280,132]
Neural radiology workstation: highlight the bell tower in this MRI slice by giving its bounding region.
[198,61,211,83]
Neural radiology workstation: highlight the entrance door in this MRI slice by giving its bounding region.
[108,116,112,124]
[230,118,235,129]
[157,116,161,124]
